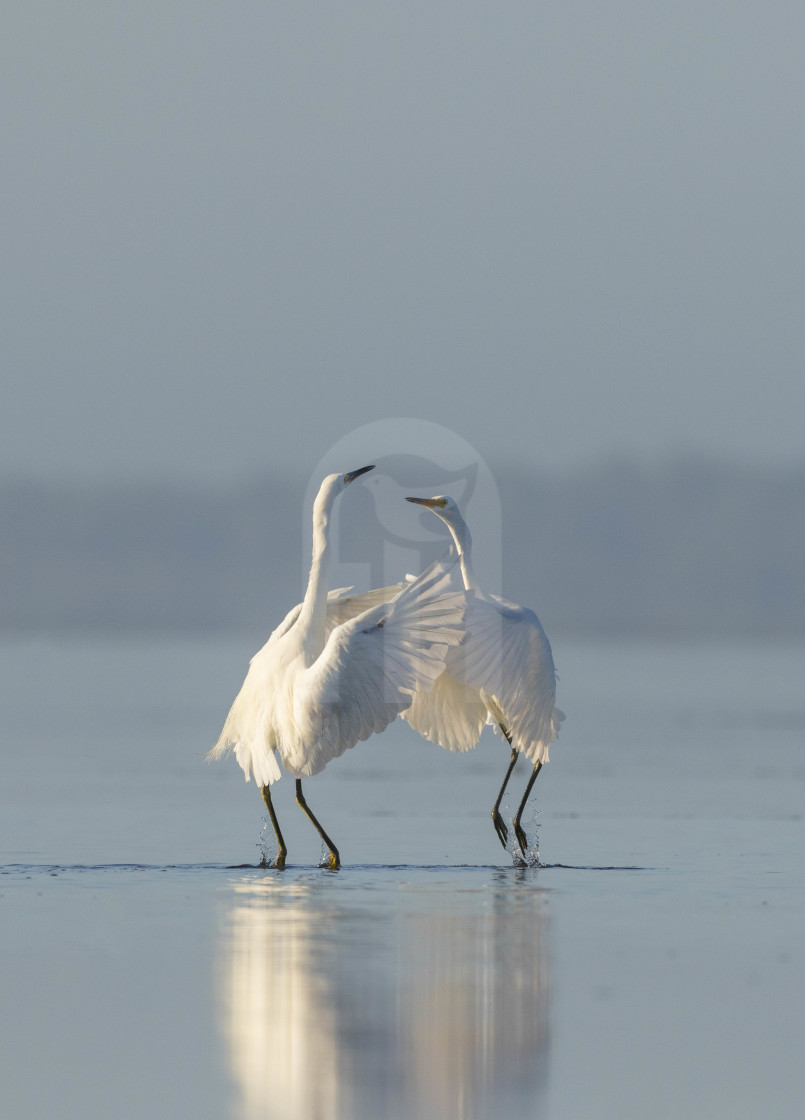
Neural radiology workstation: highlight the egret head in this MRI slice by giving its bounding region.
[321,464,375,495]
[405,494,462,525]
[314,465,375,519]
[343,464,375,486]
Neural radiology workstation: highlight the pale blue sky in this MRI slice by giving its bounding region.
[3,2,803,481]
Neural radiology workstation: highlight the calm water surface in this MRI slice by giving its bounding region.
[1,636,803,1118]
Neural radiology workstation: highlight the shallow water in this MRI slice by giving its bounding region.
[1,636,804,1118]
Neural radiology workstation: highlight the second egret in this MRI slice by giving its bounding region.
[404,495,564,857]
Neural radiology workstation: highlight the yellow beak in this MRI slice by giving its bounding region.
[405,496,440,508]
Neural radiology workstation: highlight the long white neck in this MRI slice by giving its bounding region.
[297,476,340,660]
[444,513,483,595]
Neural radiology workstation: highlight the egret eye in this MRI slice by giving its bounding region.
[438,498,448,508]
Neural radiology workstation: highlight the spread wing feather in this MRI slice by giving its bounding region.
[462,596,564,764]
[324,583,406,625]
[403,591,564,765]
[402,672,489,753]
[266,583,406,649]
[289,560,467,777]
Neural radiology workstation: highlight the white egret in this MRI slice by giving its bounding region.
[208,466,466,869]
[404,495,564,857]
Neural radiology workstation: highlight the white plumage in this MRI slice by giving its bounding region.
[208,466,466,869]
[403,495,564,856]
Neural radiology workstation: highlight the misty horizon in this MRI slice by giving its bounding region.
[2,454,802,639]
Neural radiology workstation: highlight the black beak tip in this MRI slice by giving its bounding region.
[344,464,375,484]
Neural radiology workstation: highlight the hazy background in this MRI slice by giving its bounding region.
[2,2,803,635]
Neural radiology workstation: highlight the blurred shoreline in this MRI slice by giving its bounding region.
[1,457,803,639]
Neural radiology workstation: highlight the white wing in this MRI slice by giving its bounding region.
[289,560,467,777]
[402,671,489,753]
[403,592,564,765]
[210,581,422,785]
[207,640,284,786]
[463,595,564,764]
[265,583,405,648]
[321,582,406,636]
[400,559,489,753]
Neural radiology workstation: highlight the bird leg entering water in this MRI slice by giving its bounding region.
[260,785,287,870]
[512,761,543,856]
[491,729,518,849]
[296,779,340,870]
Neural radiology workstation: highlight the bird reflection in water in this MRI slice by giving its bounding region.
[218,879,352,1120]
[217,873,549,1120]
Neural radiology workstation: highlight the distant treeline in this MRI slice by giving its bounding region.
[1,459,803,637]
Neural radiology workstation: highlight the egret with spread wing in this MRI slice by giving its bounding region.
[208,466,466,869]
[404,495,564,857]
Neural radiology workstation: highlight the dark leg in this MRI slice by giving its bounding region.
[491,727,518,849]
[296,779,340,870]
[512,761,543,856]
[260,784,287,870]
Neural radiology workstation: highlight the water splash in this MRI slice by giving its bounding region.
[502,802,542,868]
[257,816,279,868]
[520,819,541,868]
